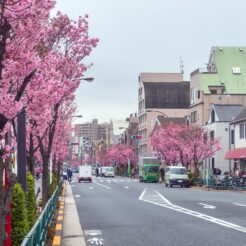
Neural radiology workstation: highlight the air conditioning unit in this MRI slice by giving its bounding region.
[232,67,241,74]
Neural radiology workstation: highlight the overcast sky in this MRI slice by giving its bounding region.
[55,0,246,124]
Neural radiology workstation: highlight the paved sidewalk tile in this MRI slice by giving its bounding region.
[61,182,86,246]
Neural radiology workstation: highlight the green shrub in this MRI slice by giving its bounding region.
[26,172,36,228]
[188,172,197,185]
[12,183,29,246]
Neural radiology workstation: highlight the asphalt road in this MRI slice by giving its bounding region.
[71,176,246,246]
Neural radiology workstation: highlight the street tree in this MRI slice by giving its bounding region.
[107,144,135,166]
[0,1,55,244]
[149,123,221,174]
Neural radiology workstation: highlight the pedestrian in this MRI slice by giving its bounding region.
[131,167,135,178]
[95,167,99,177]
[35,170,40,180]
[160,166,165,183]
[67,169,73,182]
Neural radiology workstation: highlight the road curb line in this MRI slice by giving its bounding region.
[52,183,66,246]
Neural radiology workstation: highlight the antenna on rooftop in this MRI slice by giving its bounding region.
[180,56,184,74]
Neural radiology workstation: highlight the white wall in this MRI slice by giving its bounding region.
[204,122,230,173]
[234,122,246,149]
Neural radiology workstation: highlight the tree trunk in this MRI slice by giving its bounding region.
[56,160,61,185]
[0,157,5,246]
[42,156,49,208]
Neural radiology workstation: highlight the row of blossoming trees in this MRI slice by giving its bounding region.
[96,144,135,169]
[0,1,98,244]
[149,122,222,174]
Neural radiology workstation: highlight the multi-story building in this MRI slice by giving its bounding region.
[189,46,246,126]
[73,119,113,165]
[138,73,190,157]
[203,104,245,176]
[74,119,113,148]
[225,108,246,173]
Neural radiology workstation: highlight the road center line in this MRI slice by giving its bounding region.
[94,181,111,190]
[234,203,246,207]
[139,188,246,234]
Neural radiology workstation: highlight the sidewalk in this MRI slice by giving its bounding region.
[61,182,86,246]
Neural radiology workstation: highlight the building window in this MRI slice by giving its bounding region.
[210,89,217,94]
[191,111,197,123]
[210,131,214,140]
[197,90,200,99]
[191,87,196,104]
[231,130,234,144]
[211,110,215,123]
[240,123,244,139]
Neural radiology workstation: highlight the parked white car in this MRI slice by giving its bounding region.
[165,166,189,187]
[101,167,114,177]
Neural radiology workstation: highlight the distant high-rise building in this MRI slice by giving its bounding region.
[74,119,113,147]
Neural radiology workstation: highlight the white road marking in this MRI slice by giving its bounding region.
[234,203,246,207]
[87,237,104,245]
[198,203,216,209]
[94,181,111,190]
[89,187,94,190]
[84,230,102,236]
[124,186,129,189]
[74,194,81,198]
[139,189,246,234]
[71,185,75,187]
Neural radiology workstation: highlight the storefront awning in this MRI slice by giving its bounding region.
[225,148,246,159]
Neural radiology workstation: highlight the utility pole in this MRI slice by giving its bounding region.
[17,109,27,191]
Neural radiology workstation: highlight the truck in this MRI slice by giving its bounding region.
[78,165,92,183]
[138,157,160,183]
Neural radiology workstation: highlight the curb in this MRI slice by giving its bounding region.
[191,186,246,193]
[52,184,66,246]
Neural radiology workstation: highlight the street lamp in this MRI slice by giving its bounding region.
[146,109,168,118]
[72,77,94,82]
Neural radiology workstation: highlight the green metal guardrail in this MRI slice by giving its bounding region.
[21,181,63,246]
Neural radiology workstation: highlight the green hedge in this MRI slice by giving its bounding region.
[12,184,29,246]
[26,172,36,228]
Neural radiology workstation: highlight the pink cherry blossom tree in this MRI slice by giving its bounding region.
[149,123,221,174]
[107,144,135,166]
[0,1,55,243]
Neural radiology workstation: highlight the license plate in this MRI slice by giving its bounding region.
[178,180,182,183]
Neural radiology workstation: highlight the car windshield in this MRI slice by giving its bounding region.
[106,167,113,172]
[170,168,187,175]
[144,166,159,173]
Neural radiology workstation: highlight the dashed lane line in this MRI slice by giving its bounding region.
[139,188,246,234]
[94,181,112,190]
[234,203,246,207]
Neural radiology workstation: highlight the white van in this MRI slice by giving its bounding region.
[165,166,189,187]
[78,165,92,183]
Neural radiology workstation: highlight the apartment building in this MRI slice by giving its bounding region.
[74,119,113,148]
[138,73,190,157]
[190,47,246,126]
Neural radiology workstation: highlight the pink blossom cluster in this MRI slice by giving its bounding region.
[149,123,221,170]
[0,1,99,168]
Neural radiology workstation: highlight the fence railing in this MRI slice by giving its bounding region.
[21,181,63,246]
